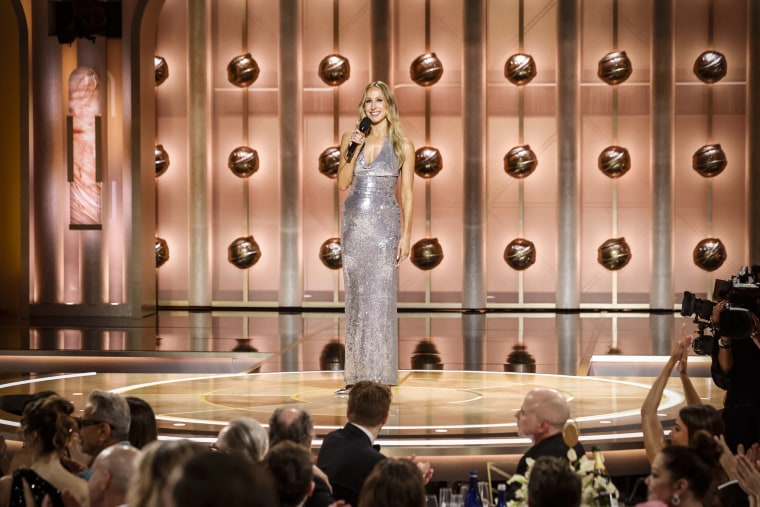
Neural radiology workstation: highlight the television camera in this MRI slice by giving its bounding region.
[680,265,760,355]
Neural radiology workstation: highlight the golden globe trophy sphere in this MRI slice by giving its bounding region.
[227,235,261,269]
[597,237,632,271]
[597,50,633,85]
[504,145,538,179]
[693,238,727,272]
[227,53,260,87]
[598,145,631,179]
[154,56,169,86]
[692,144,727,178]
[319,237,342,270]
[318,54,351,86]
[410,238,444,270]
[693,50,727,84]
[414,146,443,179]
[410,52,444,87]
[154,144,170,177]
[504,53,537,86]
[227,146,259,178]
[155,237,170,268]
[318,146,341,179]
[503,238,536,271]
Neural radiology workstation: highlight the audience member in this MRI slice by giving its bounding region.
[268,407,336,507]
[641,335,724,464]
[0,395,89,507]
[526,456,581,507]
[266,441,314,507]
[126,439,206,507]
[125,397,157,450]
[641,430,723,507]
[74,390,132,480]
[213,417,269,462]
[88,444,140,507]
[317,381,432,507]
[0,391,60,475]
[356,458,425,507]
[167,450,279,507]
[508,387,584,501]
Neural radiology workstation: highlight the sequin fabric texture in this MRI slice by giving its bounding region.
[10,469,64,507]
[341,137,400,385]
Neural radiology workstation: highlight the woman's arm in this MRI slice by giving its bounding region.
[337,131,361,191]
[397,138,415,261]
[641,340,683,463]
[678,336,702,406]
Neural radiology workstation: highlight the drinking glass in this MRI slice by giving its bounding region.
[478,481,492,506]
[425,495,439,507]
[450,494,464,507]
[439,487,453,507]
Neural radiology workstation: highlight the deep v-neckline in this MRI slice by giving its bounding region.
[361,136,387,166]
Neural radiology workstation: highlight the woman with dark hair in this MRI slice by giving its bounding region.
[643,430,723,507]
[0,395,89,507]
[357,459,424,507]
[641,335,724,463]
[126,396,158,449]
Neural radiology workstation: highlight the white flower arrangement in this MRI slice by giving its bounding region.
[506,448,620,507]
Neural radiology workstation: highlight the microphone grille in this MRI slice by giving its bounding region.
[359,117,372,133]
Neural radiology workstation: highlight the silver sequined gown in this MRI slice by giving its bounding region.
[341,137,399,385]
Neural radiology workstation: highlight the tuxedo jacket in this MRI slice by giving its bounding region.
[316,423,386,507]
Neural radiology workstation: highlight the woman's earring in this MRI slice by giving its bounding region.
[671,493,681,506]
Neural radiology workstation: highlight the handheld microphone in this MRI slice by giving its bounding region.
[345,117,372,162]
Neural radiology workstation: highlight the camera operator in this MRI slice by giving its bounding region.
[710,299,760,453]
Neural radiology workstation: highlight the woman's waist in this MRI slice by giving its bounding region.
[351,173,398,186]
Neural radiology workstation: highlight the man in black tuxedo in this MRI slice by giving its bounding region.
[316,381,433,506]
[507,387,585,501]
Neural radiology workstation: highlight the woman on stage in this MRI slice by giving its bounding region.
[337,81,414,393]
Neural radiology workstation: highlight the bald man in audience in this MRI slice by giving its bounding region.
[508,387,585,500]
[88,444,140,507]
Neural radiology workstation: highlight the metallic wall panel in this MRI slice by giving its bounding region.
[650,0,674,312]
[556,0,580,309]
[462,0,486,310]
[31,0,64,303]
[188,0,212,306]
[279,0,303,308]
[370,0,391,83]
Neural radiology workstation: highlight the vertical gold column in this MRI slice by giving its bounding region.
[0,1,28,316]
[188,0,212,307]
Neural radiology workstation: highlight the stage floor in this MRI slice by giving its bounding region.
[0,311,726,480]
[0,368,723,456]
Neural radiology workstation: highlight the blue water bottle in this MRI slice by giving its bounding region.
[495,483,507,507]
[464,470,483,507]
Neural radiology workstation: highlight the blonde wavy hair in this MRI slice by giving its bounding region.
[357,81,406,168]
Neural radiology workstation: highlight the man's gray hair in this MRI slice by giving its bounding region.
[87,390,131,440]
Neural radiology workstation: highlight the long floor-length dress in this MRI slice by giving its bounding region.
[341,137,400,386]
